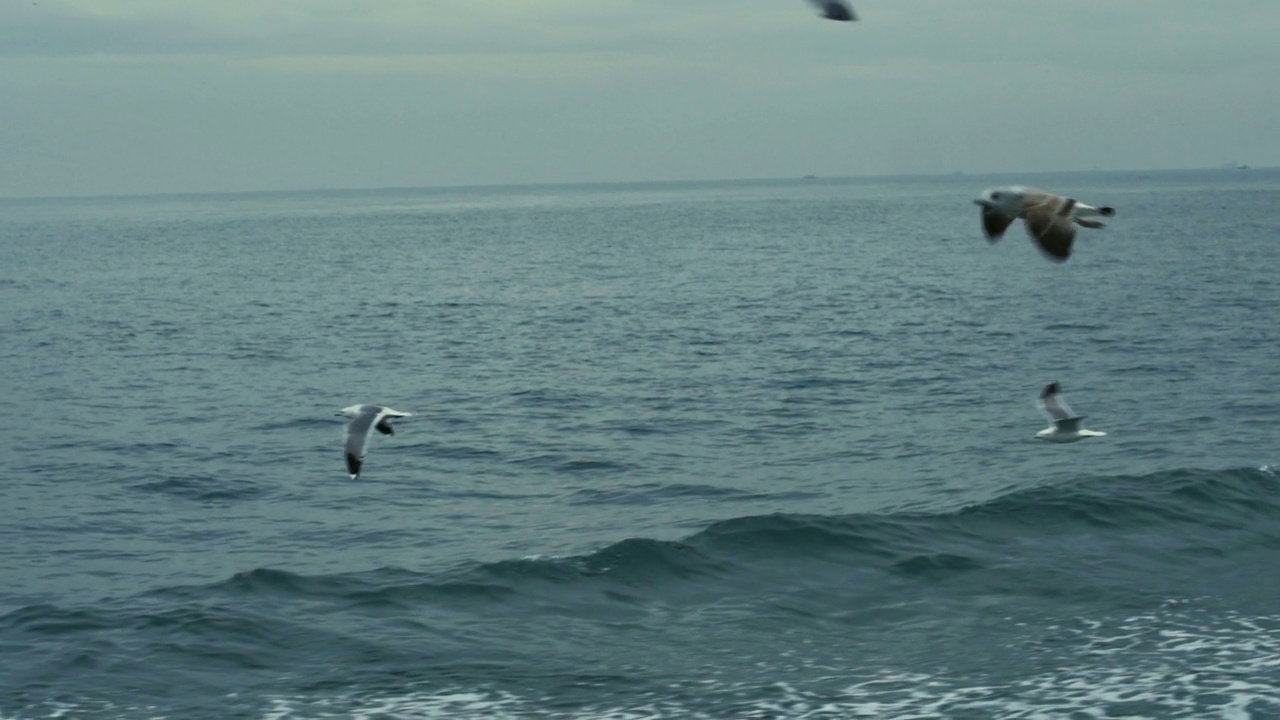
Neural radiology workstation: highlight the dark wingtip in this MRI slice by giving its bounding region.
[1099,206,1115,217]
[818,1,855,21]
[1035,242,1072,262]
[345,452,362,478]
[1041,382,1060,398]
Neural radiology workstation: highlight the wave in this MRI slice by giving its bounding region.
[13,602,1280,720]
[564,481,822,506]
[242,599,1280,720]
[7,466,1277,633]
[958,465,1280,532]
[129,466,1280,601]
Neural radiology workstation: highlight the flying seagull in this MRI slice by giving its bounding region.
[806,0,857,21]
[1035,382,1105,442]
[974,186,1115,262]
[337,404,411,479]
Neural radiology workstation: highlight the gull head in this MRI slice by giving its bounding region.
[974,187,1023,216]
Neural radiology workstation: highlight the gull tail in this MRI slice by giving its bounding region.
[1071,202,1113,230]
[1073,202,1115,219]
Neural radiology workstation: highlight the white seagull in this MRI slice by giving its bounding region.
[806,0,857,21]
[1035,382,1105,442]
[336,404,412,479]
[974,186,1115,262]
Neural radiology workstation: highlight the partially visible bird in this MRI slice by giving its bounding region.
[336,404,412,479]
[806,0,857,21]
[1035,382,1106,443]
[974,186,1115,262]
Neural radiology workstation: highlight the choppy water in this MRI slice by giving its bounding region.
[2,169,1279,718]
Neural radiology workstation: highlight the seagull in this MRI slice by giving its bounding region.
[974,186,1115,262]
[336,404,412,479]
[1035,382,1105,442]
[806,0,857,21]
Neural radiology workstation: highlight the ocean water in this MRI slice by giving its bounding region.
[2,169,1279,719]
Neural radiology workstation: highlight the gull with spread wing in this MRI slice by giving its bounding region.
[337,404,412,479]
[1035,382,1105,443]
[975,186,1115,262]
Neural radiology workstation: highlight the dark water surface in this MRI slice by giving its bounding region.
[2,170,1279,718]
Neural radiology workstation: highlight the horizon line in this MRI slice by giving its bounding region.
[1,164,1270,203]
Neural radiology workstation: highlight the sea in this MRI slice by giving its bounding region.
[2,169,1279,719]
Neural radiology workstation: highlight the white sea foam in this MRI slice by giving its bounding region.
[10,603,1280,719]
[262,603,1280,719]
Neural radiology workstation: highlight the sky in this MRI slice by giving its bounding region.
[1,0,1278,197]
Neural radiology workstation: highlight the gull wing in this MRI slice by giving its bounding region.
[1024,194,1077,261]
[374,407,411,436]
[981,207,1016,241]
[806,0,857,21]
[343,408,379,478]
[1038,383,1078,423]
[1053,416,1084,433]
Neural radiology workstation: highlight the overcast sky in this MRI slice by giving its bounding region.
[2,0,1277,197]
